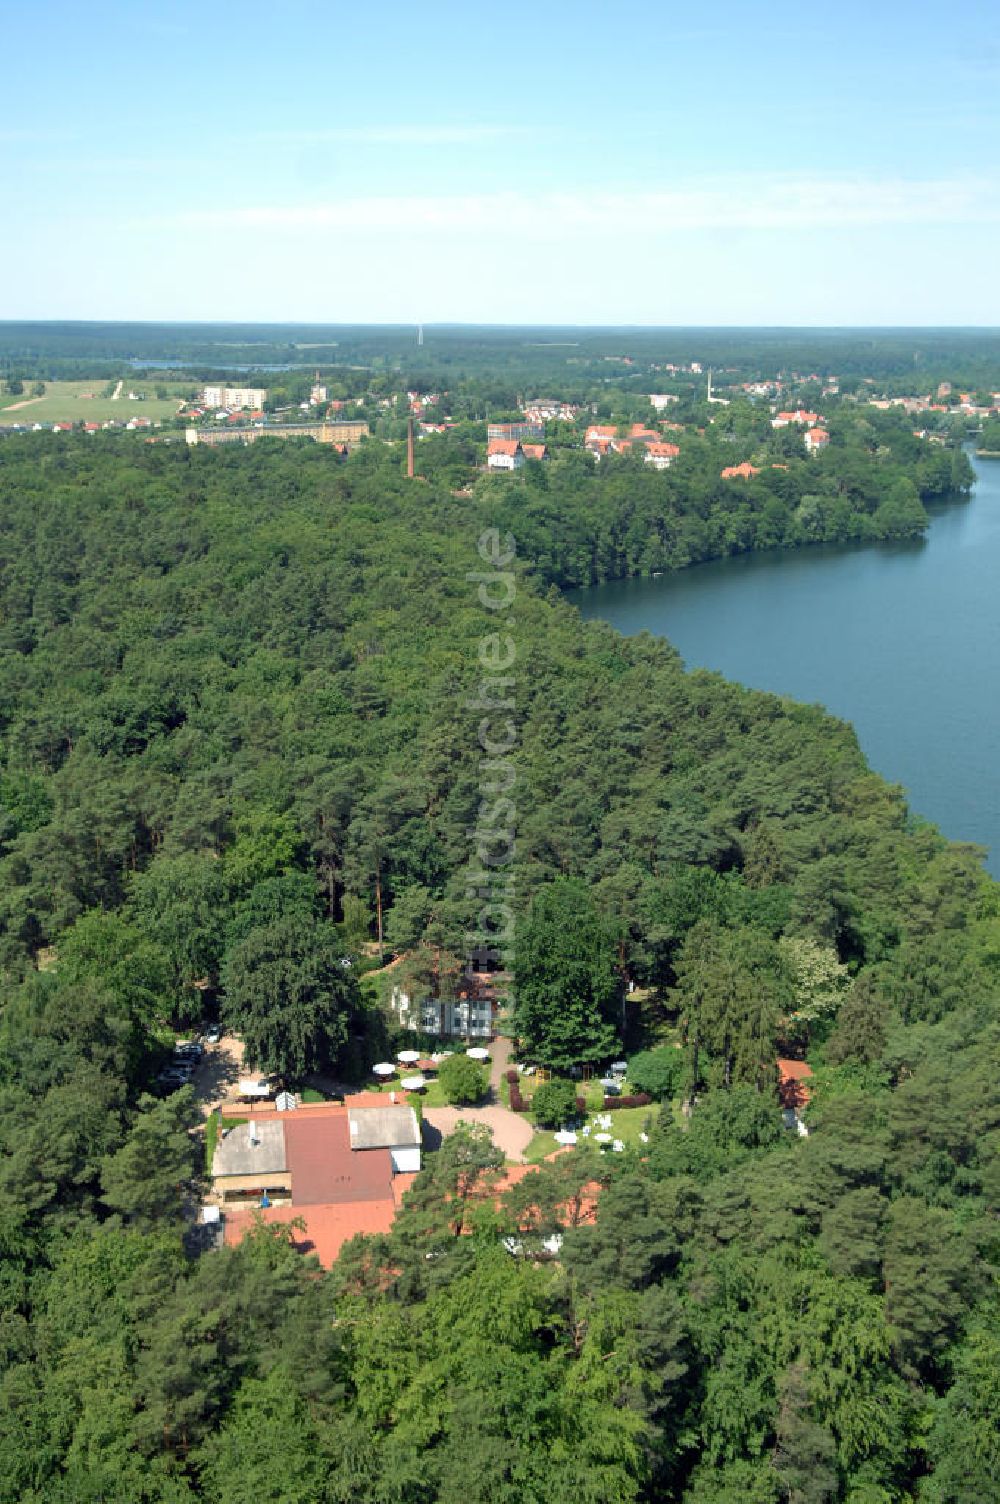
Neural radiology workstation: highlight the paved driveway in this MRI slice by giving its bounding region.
[422,1104,534,1162]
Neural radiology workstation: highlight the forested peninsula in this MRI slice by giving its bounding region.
[479,403,973,587]
[0,434,996,1502]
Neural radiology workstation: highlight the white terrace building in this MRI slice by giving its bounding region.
[391,985,493,1038]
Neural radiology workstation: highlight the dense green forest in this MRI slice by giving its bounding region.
[0,434,997,1501]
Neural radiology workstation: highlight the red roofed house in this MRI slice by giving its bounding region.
[520,443,547,461]
[214,1101,421,1267]
[644,441,680,471]
[772,409,823,428]
[487,438,525,471]
[804,427,830,453]
[720,462,761,480]
[777,1058,812,1137]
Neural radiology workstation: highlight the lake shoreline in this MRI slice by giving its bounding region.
[570,449,1000,874]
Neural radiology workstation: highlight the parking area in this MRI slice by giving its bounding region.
[191,1035,246,1116]
[156,1034,246,1118]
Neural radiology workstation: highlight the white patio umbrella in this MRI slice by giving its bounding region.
[594,1132,612,1144]
[397,1049,421,1064]
[466,1047,490,1061]
[401,1074,426,1091]
[372,1062,396,1077]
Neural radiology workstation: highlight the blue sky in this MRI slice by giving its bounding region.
[2,0,998,324]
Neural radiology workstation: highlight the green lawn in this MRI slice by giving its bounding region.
[524,1104,659,1163]
[513,1072,608,1110]
[0,379,193,425]
[362,1075,453,1108]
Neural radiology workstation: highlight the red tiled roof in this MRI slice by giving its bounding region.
[520,443,546,460]
[721,462,761,479]
[391,1172,419,1208]
[777,1057,813,1109]
[342,1090,401,1108]
[224,1199,397,1267]
[646,442,680,457]
[487,439,520,456]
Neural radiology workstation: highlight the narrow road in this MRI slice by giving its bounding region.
[111,379,123,400]
[487,1035,513,1104]
[2,395,46,412]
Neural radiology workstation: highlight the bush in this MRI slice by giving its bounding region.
[576,1096,586,1115]
[607,1093,652,1110]
[438,1053,487,1106]
[505,1068,519,1085]
[532,1078,579,1128]
[626,1047,684,1101]
[509,1082,527,1111]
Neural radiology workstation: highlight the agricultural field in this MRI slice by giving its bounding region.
[0,378,195,424]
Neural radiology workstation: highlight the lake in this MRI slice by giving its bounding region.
[569,448,1000,875]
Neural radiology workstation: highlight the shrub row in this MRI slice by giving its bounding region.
[509,1081,528,1112]
[605,1093,652,1109]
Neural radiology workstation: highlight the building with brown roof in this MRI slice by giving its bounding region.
[212,1101,421,1267]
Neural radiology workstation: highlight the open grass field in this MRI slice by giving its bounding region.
[0,379,194,425]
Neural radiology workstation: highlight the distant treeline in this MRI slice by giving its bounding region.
[2,320,1000,390]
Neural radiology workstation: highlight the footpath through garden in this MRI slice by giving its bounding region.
[422,1035,534,1162]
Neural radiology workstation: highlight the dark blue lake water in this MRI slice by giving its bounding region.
[569,449,1000,875]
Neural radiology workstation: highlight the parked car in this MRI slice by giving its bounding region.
[204,1025,222,1045]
